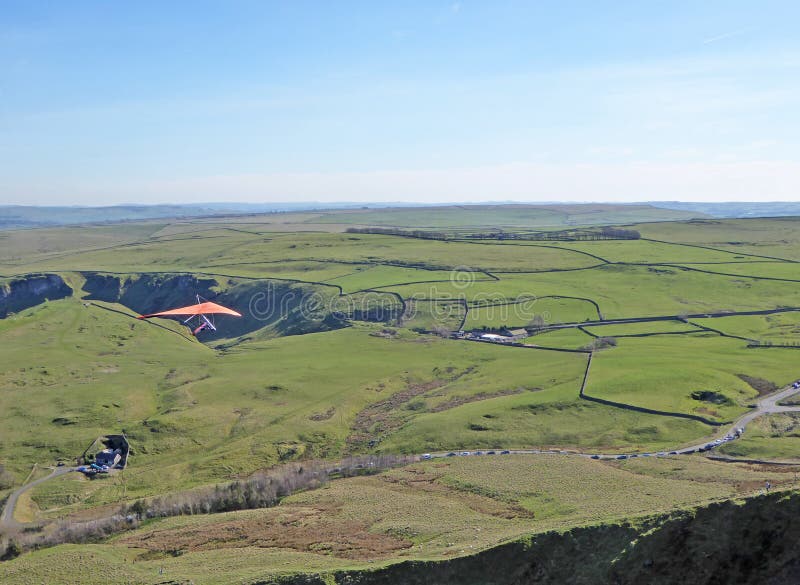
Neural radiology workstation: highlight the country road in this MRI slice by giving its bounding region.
[0,466,73,532]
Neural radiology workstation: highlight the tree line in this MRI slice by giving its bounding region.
[0,454,414,561]
[345,226,641,241]
[464,227,641,241]
[345,227,451,240]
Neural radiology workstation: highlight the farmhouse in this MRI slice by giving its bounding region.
[96,448,122,467]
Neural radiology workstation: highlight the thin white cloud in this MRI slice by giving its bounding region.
[702,29,750,45]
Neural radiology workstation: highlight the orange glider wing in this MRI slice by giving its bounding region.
[138,301,242,319]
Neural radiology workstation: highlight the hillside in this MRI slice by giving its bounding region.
[2,211,800,580]
[0,203,704,230]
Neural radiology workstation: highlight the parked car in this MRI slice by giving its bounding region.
[590,455,600,460]
[616,455,628,460]
[500,450,511,455]
[486,451,496,455]
[446,452,456,457]
[421,453,432,460]
[460,451,471,456]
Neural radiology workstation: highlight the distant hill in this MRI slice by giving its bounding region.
[0,202,705,230]
[0,203,307,229]
[651,201,800,218]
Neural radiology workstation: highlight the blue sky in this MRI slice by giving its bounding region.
[1,1,799,205]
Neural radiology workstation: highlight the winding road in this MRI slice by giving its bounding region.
[0,466,73,532]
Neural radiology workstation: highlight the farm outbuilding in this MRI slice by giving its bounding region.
[507,328,529,340]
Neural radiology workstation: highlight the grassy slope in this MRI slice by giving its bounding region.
[309,204,701,228]
[386,264,800,319]
[582,319,703,336]
[693,313,800,344]
[633,218,800,261]
[526,328,595,349]
[0,296,589,507]
[3,455,797,585]
[5,212,800,580]
[3,217,800,487]
[464,297,598,328]
[717,412,800,459]
[586,335,799,420]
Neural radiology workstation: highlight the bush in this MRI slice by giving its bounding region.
[1,540,21,561]
[582,337,618,351]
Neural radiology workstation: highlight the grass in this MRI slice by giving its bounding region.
[551,239,749,264]
[586,335,799,420]
[323,264,459,293]
[717,413,800,460]
[307,204,702,228]
[525,328,595,349]
[633,218,800,261]
[673,261,800,280]
[0,295,587,508]
[582,319,703,337]
[385,264,800,319]
[3,455,796,584]
[692,313,800,344]
[6,212,800,580]
[464,296,598,329]
[2,231,600,276]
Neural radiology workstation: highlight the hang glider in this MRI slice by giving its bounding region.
[138,296,242,336]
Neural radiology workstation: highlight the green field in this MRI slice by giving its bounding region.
[582,319,703,337]
[525,328,595,349]
[3,209,800,579]
[717,413,800,460]
[306,204,703,229]
[692,313,800,344]
[586,335,798,420]
[464,296,598,329]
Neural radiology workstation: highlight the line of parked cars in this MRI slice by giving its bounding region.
[423,450,513,459]
[594,427,746,460]
[425,423,755,462]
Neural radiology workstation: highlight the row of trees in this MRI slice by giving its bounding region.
[463,227,641,241]
[345,227,451,240]
[597,227,642,239]
[345,226,641,242]
[0,455,414,560]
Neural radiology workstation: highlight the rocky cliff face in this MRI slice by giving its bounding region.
[270,491,800,585]
[81,272,347,340]
[0,274,72,317]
